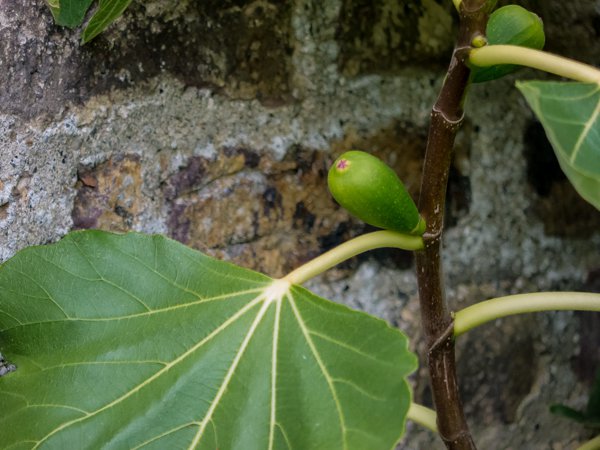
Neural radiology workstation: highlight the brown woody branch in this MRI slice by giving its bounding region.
[415,1,490,449]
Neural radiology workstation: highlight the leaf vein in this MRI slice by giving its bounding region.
[332,378,387,402]
[179,250,269,286]
[287,293,348,450]
[308,330,388,364]
[108,244,208,302]
[570,93,600,165]
[188,290,275,448]
[131,422,201,449]
[0,288,264,332]
[275,422,293,450]
[66,240,153,311]
[0,309,24,326]
[31,294,265,449]
[268,295,283,450]
[11,269,69,319]
[41,360,168,371]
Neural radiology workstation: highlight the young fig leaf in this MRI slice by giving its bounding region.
[328,150,425,235]
[471,5,545,83]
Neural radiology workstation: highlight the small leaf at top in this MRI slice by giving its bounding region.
[517,81,600,210]
[54,0,95,28]
[82,0,133,43]
[587,369,600,419]
[550,404,587,423]
[0,231,417,449]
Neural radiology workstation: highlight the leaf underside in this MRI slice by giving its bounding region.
[0,231,417,449]
[82,0,134,43]
[517,81,600,210]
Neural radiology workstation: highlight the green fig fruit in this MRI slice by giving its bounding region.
[327,150,426,235]
[471,5,545,83]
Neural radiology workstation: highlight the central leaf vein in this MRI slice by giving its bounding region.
[268,293,283,450]
[188,281,287,449]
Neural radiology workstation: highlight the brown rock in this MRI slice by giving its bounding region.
[72,155,143,231]
[166,148,352,277]
[165,124,428,277]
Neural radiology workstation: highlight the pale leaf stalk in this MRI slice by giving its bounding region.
[469,45,600,83]
[452,0,462,12]
[407,402,438,434]
[576,435,600,450]
[454,292,600,337]
[282,230,423,285]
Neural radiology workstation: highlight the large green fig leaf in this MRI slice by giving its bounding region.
[0,231,417,449]
[517,81,600,210]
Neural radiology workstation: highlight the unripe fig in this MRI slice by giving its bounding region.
[328,151,426,235]
[471,5,545,83]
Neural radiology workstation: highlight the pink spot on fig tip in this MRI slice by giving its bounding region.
[337,159,349,170]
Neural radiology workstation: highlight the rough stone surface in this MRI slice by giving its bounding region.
[0,0,294,119]
[1,0,600,448]
[337,0,457,76]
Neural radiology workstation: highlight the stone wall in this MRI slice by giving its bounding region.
[1,0,600,448]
